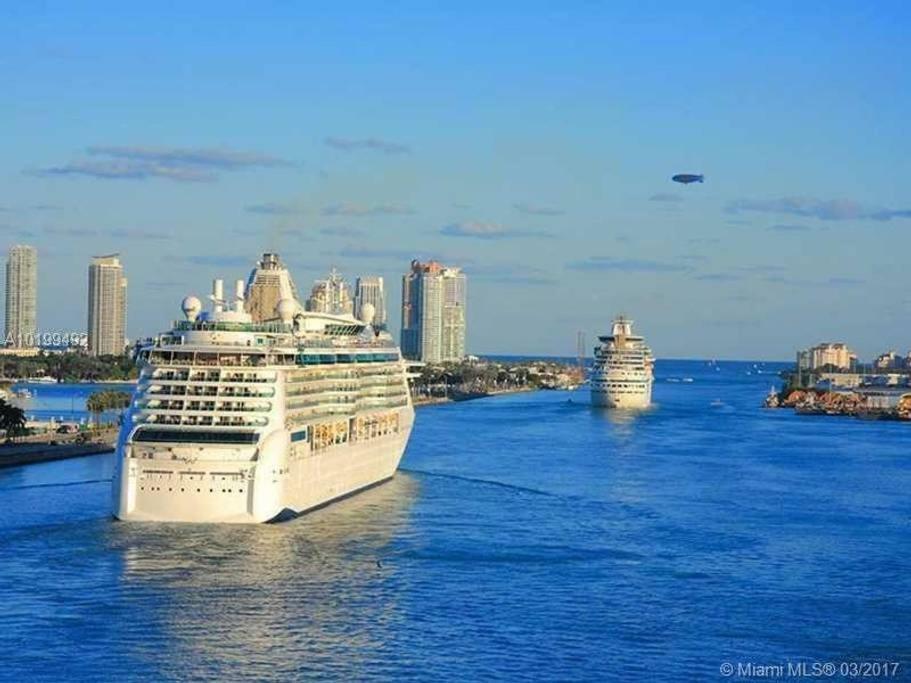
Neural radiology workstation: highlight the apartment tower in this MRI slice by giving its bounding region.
[88,254,127,356]
[4,245,38,348]
[401,260,466,362]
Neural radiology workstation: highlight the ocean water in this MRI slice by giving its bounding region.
[1,360,910,681]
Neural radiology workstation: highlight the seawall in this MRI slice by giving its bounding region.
[0,442,115,469]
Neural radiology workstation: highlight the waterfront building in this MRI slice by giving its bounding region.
[874,351,905,371]
[4,245,38,348]
[354,276,387,328]
[798,342,857,372]
[87,254,127,356]
[306,268,354,315]
[401,260,466,363]
[244,252,301,322]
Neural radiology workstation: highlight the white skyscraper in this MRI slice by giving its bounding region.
[354,276,387,328]
[4,245,38,348]
[401,260,466,363]
[88,254,127,356]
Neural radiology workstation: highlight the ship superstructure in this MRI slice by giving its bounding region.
[590,316,654,409]
[112,254,414,523]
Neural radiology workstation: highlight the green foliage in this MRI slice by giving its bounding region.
[86,390,132,425]
[0,352,137,383]
[0,398,27,442]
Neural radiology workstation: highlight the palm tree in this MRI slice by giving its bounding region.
[86,390,132,427]
[0,399,27,443]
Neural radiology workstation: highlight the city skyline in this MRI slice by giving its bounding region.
[2,4,910,359]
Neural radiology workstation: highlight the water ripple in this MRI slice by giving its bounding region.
[1,362,910,681]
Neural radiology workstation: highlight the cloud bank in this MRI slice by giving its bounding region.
[440,221,552,240]
[31,145,291,182]
[322,203,414,217]
[324,137,410,154]
[768,223,812,232]
[513,202,564,216]
[244,203,300,215]
[465,263,556,286]
[726,196,911,222]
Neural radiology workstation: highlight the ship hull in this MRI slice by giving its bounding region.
[590,384,653,409]
[113,411,413,524]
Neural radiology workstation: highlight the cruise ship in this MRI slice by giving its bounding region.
[590,316,654,409]
[112,253,414,524]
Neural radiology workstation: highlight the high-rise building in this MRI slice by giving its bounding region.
[4,245,38,348]
[354,276,386,328]
[244,252,301,322]
[401,260,466,362]
[88,254,127,356]
[307,268,354,315]
[798,342,857,371]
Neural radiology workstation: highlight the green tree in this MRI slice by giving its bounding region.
[86,390,132,427]
[0,399,27,442]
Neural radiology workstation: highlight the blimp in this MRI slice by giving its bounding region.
[672,174,704,184]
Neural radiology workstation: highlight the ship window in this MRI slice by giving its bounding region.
[133,429,259,444]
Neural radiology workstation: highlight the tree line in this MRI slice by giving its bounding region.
[0,353,137,382]
[86,390,132,426]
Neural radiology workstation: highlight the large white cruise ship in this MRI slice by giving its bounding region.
[590,316,654,409]
[112,253,414,524]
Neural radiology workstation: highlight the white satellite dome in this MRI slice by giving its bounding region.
[359,302,376,325]
[181,295,202,322]
[275,298,297,324]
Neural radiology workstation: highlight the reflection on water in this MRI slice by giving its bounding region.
[590,403,655,441]
[107,475,418,680]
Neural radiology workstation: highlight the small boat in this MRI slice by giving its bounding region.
[763,386,781,408]
[682,377,694,383]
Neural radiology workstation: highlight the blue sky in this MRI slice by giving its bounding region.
[2,2,910,359]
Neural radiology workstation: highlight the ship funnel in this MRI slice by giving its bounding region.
[234,279,245,313]
[212,279,224,312]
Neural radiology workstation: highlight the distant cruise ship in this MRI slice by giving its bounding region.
[112,253,414,524]
[591,316,654,409]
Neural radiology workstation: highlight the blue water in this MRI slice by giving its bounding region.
[11,381,134,424]
[1,360,910,681]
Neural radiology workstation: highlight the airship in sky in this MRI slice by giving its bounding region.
[672,173,704,184]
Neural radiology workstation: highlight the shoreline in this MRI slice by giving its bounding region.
[765,387,911,422]
[414,385,542,408]
[0,441,115,469]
